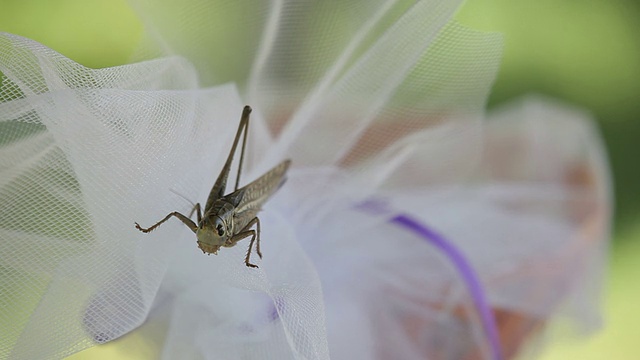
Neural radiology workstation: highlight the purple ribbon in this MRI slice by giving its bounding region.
[391,214,503,360]
[356,199,503,360]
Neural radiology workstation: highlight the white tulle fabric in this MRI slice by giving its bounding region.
[0,0,610,359]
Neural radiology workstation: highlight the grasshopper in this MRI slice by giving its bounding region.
[135,106,290,268]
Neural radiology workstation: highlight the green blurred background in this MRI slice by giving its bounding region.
[0,0,638,358]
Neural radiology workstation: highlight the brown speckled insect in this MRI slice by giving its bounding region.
[135,106,290,268]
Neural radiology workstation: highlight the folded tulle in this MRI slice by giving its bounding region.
[0,1,610,359]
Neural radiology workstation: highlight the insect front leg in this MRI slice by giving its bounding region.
[135,211,197,234]
[225,217,261,268]
[253,217,262,258]
[188,203,202,224]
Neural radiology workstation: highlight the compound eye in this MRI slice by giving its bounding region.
[216,224,225,236]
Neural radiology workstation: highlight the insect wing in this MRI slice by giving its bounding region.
[232,160,291,222]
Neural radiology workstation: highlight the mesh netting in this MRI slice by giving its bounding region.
[0,1,610,359]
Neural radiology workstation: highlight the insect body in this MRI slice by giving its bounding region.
[135,106,290,268]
